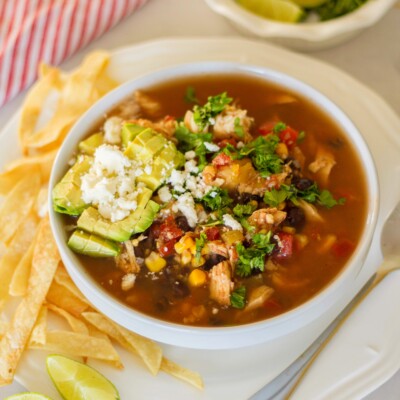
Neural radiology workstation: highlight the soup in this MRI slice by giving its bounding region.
[53,74,367,327]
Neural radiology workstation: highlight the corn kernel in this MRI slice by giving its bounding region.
[188,269,207,287]
[191,256,206,268]
[295,234,309,250]
[145,251,167,272]
[276,142,289,159]
[174,235,195,254]
[181,249,192,265]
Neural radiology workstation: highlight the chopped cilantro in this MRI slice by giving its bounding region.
[234,117,245,138]
[263,183,345,209]
[233,202,257,218]
[236,243,266,277]
[201,187,233,211]
[252,152,283,177]
[175,123,212,151]
[230,286,246,309]
[184,86,199,104]
[263,188,290,208]
[252,232,275,253]
[193,92,232,131]
[195,232,208,261]
[272,122,287,133]
[315,0,368,21]
[297,130,306,143]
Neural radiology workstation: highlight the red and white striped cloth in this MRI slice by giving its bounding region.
[0,0,149,108]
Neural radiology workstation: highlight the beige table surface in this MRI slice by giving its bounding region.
[0,0,399,398]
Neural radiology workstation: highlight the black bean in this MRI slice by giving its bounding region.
[294,178,314,191]
[285,207,305,230]
[203,254,227,271]
[175,215,192,232]
[171,280,190,299]
[236,192,261,204]
[155,296,169,312]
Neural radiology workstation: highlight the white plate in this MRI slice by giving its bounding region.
[1,38,400,400]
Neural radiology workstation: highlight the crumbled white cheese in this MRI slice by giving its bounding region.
[80,144,142,222]
[237,141,244,149]
[184,150,196,160]
[103,116,122,144]
[204,142,220,152]
[121,273,136,291]
[158,186,172,203]
[222,214,243,231]
[184,160,199,174]
[169,170,185,187]
[173,192,198,228]
[94,145,130,175]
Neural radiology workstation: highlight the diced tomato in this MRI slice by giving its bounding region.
[164,115,175,122]
[158,239,177,257]
[212,153,232,167]
[205,227,220,241]
[331,239,355,258]
[217,138,237,148]
[274,232,293,259]
[258,121,276,136]
[279,126,299,149]
[159,216,184,243]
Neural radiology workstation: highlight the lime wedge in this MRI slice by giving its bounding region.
[46,355,120,400]
[237,0,305,23]
[5,394,52,400]
[290,0,328,8]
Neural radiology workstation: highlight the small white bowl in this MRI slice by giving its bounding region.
[49,62,379,349]
[204,0,397,51]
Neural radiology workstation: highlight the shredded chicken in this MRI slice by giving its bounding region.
[209,261,234,306]
[207,240,229,258]
[184,110,207,133]
[248,208,287,230]
[297,199,324,223]
[213,105,253,142]
[244,285,274,313]
[134,90,162,117]
[308,146,336,186]
[115,240,140,274]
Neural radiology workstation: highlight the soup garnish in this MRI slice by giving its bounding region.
[53,75,367,326]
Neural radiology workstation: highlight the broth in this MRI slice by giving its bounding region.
[64,74,367,326]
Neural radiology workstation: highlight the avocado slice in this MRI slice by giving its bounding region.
[76,187,153,242]
[52,156,92,216]
[78,132,104,155]
[133,200,160,234]
[124,129,167,162]
[121,123,147,148]
[138,143,185,190]
[68,230,120,257]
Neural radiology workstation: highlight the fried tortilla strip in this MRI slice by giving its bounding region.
[0,150,56,195]
[46,280,90,317]
[0,212,39,305]
[53,265,90,306]
[0,170,40,245]
[29,306,48,346]
[82,312,162,376]
[47,304,89,335]
[24,51,113,151]
[29,330,122,368]
[161,357,204,390]
[9,226,39,297]
[18,65,62,150]
[0,218,60,386]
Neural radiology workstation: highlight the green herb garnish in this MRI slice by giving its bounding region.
[233,202,257,219]
[195,232,208,261]
[315,0,368,21]
[193,92,232,131]
[201,187,233,211]
[184,86,199,104]
[234,117,245,138]
[235,243,266,277]
[252,231,275,253]
[230,286,246,309]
